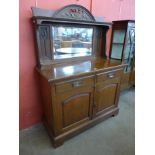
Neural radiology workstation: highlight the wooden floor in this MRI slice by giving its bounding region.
[20,88,135,155]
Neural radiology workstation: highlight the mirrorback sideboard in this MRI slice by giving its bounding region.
[31,5,127,147]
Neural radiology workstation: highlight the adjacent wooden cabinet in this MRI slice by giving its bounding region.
[109,20,135,90]
[32,5,126,147]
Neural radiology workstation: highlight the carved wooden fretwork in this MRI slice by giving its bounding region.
[38,26,52,59]
[39,26,49,40]
[53,4,95,22]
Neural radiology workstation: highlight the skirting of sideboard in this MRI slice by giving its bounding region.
[43,107,119,148]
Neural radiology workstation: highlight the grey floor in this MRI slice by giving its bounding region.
[20,88,135,155]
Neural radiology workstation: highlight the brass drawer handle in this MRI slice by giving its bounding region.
[107,74,114,78]
[72,81,82,88]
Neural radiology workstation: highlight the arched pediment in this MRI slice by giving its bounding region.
[53,4,95,22]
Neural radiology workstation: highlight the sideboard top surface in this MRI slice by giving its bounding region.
[36,58,126,82]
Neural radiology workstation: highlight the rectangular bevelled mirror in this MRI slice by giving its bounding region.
[52,26,93,59]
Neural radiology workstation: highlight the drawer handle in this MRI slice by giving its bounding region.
[72,81,82,88]
[107,74,114,78]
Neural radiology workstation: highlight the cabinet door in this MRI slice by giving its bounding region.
[94,78,121,117]
[53,76,94,135]
[124,23,135,73]
[60,92,93,127]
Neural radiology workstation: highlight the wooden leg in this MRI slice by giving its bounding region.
[112,109,119,117]
[112,114,117,117]
[43,119,64,148]
[52,139,64,148]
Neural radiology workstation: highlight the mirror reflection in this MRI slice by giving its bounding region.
[52,26,93,59]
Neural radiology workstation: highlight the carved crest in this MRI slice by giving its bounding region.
[53,4,95,22]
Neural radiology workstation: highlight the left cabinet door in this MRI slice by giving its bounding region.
[53,76,94,134]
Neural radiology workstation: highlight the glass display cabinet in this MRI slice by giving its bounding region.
[31,5,126,147]
[109,20,135,90]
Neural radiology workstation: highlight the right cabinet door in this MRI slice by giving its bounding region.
[94,72,122,117]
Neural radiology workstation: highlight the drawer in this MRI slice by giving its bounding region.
[96,69,123,83]
[55,76,94,93]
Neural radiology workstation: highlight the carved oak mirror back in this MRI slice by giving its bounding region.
[32,4,111,67]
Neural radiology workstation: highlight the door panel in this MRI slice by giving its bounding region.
[94,78,120,116]
[53,76,94,134]
[62,93,90,127]
[95,84,117,112]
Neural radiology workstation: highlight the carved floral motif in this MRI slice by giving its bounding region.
[53,5,95,21]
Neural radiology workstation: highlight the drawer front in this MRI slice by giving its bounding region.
[96,69,123,83]
[55,76,94,93]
